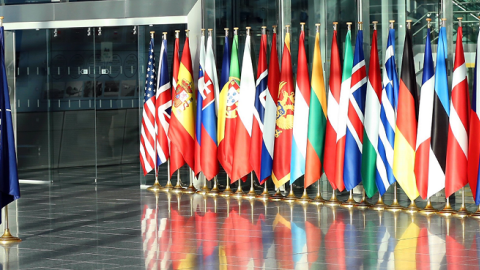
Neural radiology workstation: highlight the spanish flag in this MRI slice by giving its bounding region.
[272,28,294,188]
[168,35,196,173]
[392,22,420,200]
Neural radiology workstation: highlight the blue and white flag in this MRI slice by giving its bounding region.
[376,28,399,195]
[0,25,20,222]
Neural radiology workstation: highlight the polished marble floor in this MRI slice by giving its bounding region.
[5,170,480,269]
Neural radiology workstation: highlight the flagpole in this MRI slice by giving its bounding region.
[454,187,469,218]
[232,178,244,199]
[208,176,220,196]
[279,24,297,203]
[324,22,342,207]
[244,173,257,199]
[270,186,283,201]
[437,19,457,217]
[257,179,271,201]
[403,20,419,210]
[184,168,196,194]
[196,172,209,195]
[220,174,233,197]
[162,159,173,192]
[311,176,325,205]
[146,30,162,193]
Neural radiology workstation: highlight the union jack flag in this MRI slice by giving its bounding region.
[140,37,157,175]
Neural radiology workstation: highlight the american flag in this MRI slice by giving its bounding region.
[140,37,157,175]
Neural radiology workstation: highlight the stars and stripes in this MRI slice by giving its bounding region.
[140,37,157,175]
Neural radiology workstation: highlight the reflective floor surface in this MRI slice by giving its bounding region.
[5,178,480,269]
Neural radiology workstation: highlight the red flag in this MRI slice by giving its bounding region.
[445,25,470,197]
[271,31,294,188]
[168,35,196,176]
[325,214,346,269]
[323,26,343,190]
[170,35,185,175]
[273,213,294,269]
[250,29,268,181]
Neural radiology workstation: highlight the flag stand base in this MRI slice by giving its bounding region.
[171,171,183,193]
[341,190,356,208]
[220,176,233,197]
[161,180,174,192]
[0,229,21,245]
[270,189,283,201]
[355,190,371,209]
[243,174,257,199]
[454,206,469,218]
[296,188,311,204]
[256,182,270,201]
[370,195,386,211]
[419,198,437,215]
[207,177,220,196]
[438,197,455,217]
[183,170,196,194]
[232,183,245,199]
[470,205,480,219]
[146,178,162,193]
[0,207,21,245]
[385,200,403,212]
[386,183,403,212]
[310,182,325,205]
[196,176,209,195]
[324,189,341,206]
[282,187,297,202]
[404,199,419,213]
[453,190,468,218]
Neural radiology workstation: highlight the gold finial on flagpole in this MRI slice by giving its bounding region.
[233,27,239,35]
[201,28,205,36]
[246,26,251,36]
[261,26,266,35]
[162,32,168,40]
[346,22,352,30]
[272,25,277,34]
[457,17,463,27]
[185,29,190,38]
[441,18,447,28]
[175,30,180,39]
[389,20,395,29]
[300,22,305,31]
[315,23,320,33]
[207,28,213,37]
[149,31,155,39]
[426,18,432,29]
[406,19,412,30]
[285,25,290,33]
[224,27,229,37]
[372,21,378,30]
[333,22,338,31]
[358,21,363,30]
[0,17,4,28]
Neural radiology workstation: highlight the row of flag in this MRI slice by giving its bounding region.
[141,200,480,269]
[140,18,480,204]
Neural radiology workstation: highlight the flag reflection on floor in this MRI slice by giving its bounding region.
[141,194,480,269]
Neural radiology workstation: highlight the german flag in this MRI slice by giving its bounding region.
[392,21,420,200]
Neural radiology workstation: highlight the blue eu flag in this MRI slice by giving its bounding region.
[0,26,20,223]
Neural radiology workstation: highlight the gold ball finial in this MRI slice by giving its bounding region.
[150,31,155,34]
